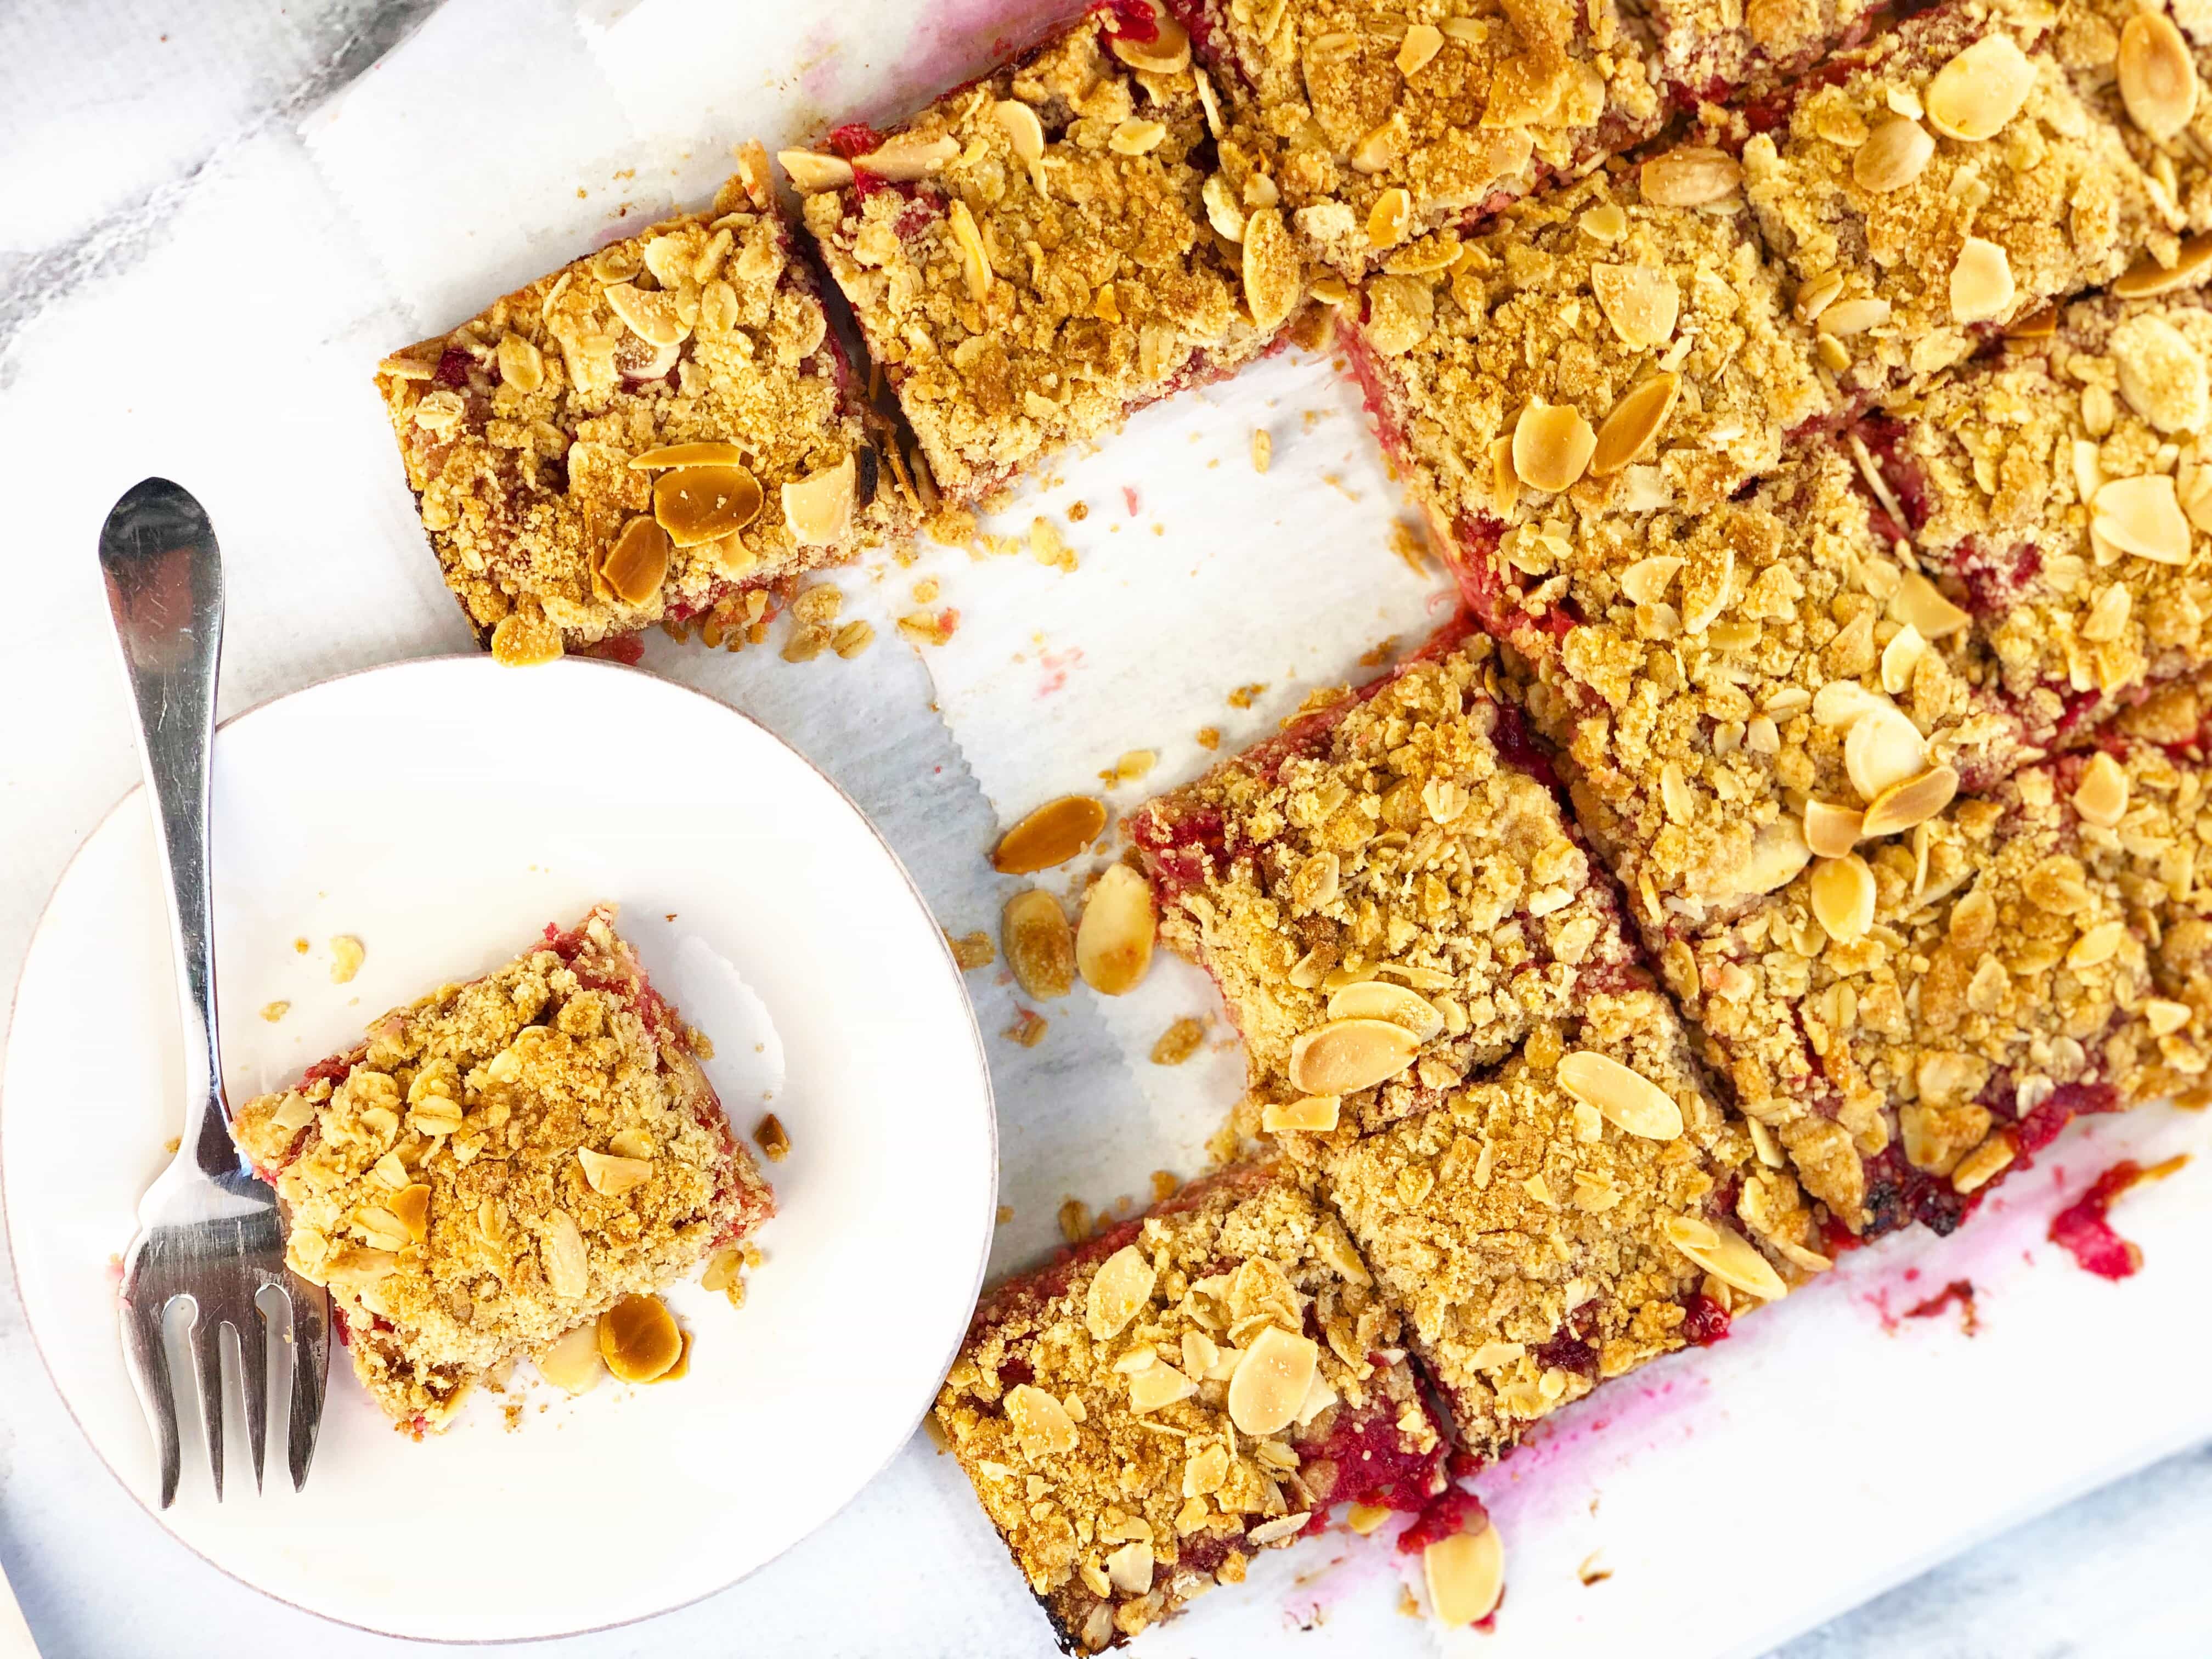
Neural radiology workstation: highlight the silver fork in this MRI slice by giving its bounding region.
[101,478,329,1507]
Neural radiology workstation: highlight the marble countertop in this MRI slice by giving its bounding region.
[2,2,2207,1655]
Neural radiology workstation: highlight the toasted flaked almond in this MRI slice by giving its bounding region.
[1734,817,1812,899]
[1109,117,1167,156]
[1261,1094,1342,1132]
[1227,1325,1318,1436]
[652,464,761,549]
[319,1245,400,1289]
[352,1205,411,1252]
[1242,207,1302,331]
[2094,473,2192,564]
[1589,372,1681,477]
[2068,918,2128,969]
[1818,296,1891,337]
[946,198,992,303]
[854,132,958,180]
[2115,315,2208,433]
[1619,554,1682,606]
[1889,571,1970,640]
[1397,20,1443,73]
[1368,185,1413,247]
[2114,232,2212,297]
[1109,11,1191,72]
[1128,1361,1197,1412]
[1347,1501,1393,1536]
[535,1321,604,1393]
[389,1182,432,1243]
[1326,979,1446,1040]
[1288,1017,1423,1095]
[2146,997,2193,1036]
[600,516,672,606]
[496,332,545,393]
[1591,263,1680,351]
[578,1146,652,1197]
[1424,1521,1505,1626]
[783,453,857,545]
[2082,581,2134,642]
[1639,145,1741,206]
[1951,1134,2017,1194]
[1203,172,1247,241]
[1511,399,1596,493]
[490,609,564,666]
[778,149,854,191]
[1881,623,1928,695]
[597,1293,683,1383]
[2073,750,2131,826]
[1804,798,1864,857]
[1076,864,1155,995]
[1843,701,1927,801]
[1853,116,1934,191]
[1556,1051,1684,1140]
[1103,1538,1156,1598]
[602,281,689,348]
[2120,12,2198,140]
[1925,34,2035,140]
[1860,763,1959,838]
[1949,236,2015,324]
[1086,1243,1158,1339]
[993,795,1107,872]
[1663,1214,1786,1299]
[1006,1383,1079,1457]
[629,441,751,470]
[1809,853,1877,942]
[1250,1510,1314,1547]
[542,1210,589,1299]
[994,99,1046,163]
[1004,888,1075,999]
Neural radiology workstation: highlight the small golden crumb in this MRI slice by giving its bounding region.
[1358,636,1401,669]
[995,1204,1014,1225]
[688,1026,715,1060]
[1149,1169,1180,1203]
[163,1136,181,1155]
[1578,1552,1611,1586]
[504,1402,525,1432]
[1228,682,1267,709]
[1029,517,1077,571]
[292,936,309,955]
[831,619,875,658]
[897,608,960,646]
[1152,1018,1207,1065]
[927,505,978,546]
[946,929,996,970]
[1098,749,1157,787]
[1389,520,1430,574]
[1005,1008,1048,1047]
[1397,1587,1421,1619]
[1195,726,1221,750]
[1068,500,1089,521]
[259,1001,290,1023]
[922,1413,950,1451]
[912,576,941,603]
[754,1113,791,1161]
[782,622,831,662]
[1058,1197,1092,1244]
[328,935,364,984]
[1251,430,1273,472]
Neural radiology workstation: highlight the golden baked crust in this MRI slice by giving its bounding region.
[793,12,1292,507]
[933,1164,1444,1652]
[1741,3,2163,397]
[2050,0,2212,232]
[1320,985,1825,1459]
[1642,0,1889,104]
[1177,0,1665,276]
[1127,625,1643,1138]
[232,905,771,1431]
[1344,163,1835,535]
[375,154,901,658]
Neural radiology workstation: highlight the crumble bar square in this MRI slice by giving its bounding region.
[1126,623,1643,1140]
[1341,162,1834,540]
[1740,2,2165,398]
[1170,0,1666,278]
[375,151,901,664]
[934,1164,1446,1653]
[233,904,772,1432]
[791,8,1296,510]
[1319,984,1826,1459]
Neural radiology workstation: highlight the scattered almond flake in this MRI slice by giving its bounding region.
[1029,517,1078,571]
[1152,1017,1207,1065]
[1388,520,1430,574]
[896,607,961,646]
[1358,635,1400,669]
[754,1113,791,1163]
[1149,1169,1180,1203]
[1059,1197,1093,1245]
[328,935,365,984]
[831,619,875,658]
[1228,682,1268,709]
[912,576,941,603]
[946,929,996,970]
[1251,430,1273,472]
[259,1001,290,1023]
[1005,1008,1048,1047]
[1195,726,1221,750]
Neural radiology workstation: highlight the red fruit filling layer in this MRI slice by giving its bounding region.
[1395,1485,1491,1555]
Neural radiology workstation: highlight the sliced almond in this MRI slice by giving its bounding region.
[1004,888,1075,999]
[782,453,857,545]
[578,1146,652,1197]
[1288,1017,1423,1095]
[2146,997,2193,1036]
[1108,117,1168,157]
[2073,751,2131,827]
[993,795,1107,873]
[1005,1384,1080,1457]
[2114,231,2212,297]
[1511,399,1597,493]
[2068,918,2128,968]
[1129,1360,1197,1412]
[1853,116,1935,192]
[388,1182,432,1242]
[536,1321,604,1393]
[778,149,854,191]
[2120,12,2198,141]
[1639,146,1741,207]
[1076,864,1155,995]
[993,99,1047,165]
[629,441,751,470]
[1242,207,1303,332]
[947,199,992,304]
[1890,570,1971,638]
[1804,798,1864,857]
[597,1293,684,1384]
[1326,980,1446,1040]
[653,464,762,549]
[1424,1521,1505,1626]
[1620,554,1683,606]
[1226,1325,1318,1436]
[1949,236,2015,324]
[1881,623,1928,695]
[1589,373,1681,477]
[1662,1214,1787,1300]
[1108,12,1192,73]
[1925,34,2036,141]
[602,281,689,348]
[1556,1051,1684,1140]
[1203,172,1247,241]
[1261,1094,1342,1132]
[854,132,958,181]
[1843,701,1927,801]
[1818,296,1892,337]
[490,609,563,667]
[1103,1537,1156,1598]
[1734,816,1813,898]
[1591,264,1680,350]
[1398,21,1444,74]
[1810,853,1877,942]
[599,516,672,606]
[541,1209,589,1299]
[1086,1244,1159,1340]
[2094,473,2192,564]
[1860,764,1959,838]
[496,332,545,393]
[2114,315,2208,433]
[1368,186,1413,247]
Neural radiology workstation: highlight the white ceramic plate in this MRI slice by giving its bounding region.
[1,656,996,1643]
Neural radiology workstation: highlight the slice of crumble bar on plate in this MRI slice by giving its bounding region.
[375,149,903,665]
[232,904,772,1433]
[934,1163,1446,1652]
[788,5,1299,511]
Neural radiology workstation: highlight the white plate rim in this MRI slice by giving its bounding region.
[0,652,999,1644]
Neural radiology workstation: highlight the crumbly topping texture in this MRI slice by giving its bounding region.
[1741,3,2162,396]
[1127,628,1641,1134]
[233,905,771,1430]
[1864,289,2212,736]
[1641,0,1888,104]
[376,158,900,656]
[934,1165,1443,1652]
[795,13,1288,507]
[1320,984,1825,1458]
[1177,0,1666,276]
[1344,164,1835,534]
[2050,0,2212,232]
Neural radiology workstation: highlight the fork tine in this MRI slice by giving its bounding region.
[190,1305,226,1502]
[121,1295,181,1510]
[238,1296,270,1493]
[285,1278,330,1493]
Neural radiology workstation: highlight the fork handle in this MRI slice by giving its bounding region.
[99,479,236,1177]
